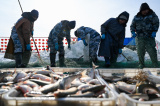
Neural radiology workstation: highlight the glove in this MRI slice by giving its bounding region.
[83,39,88,46]
[55,43,59,51]
[101,34,105,39]
[118,49,122,54]
[151,32,156,38]
[26,44,31,51]
[68,44,71,50]
[31,31,34,36]
[131,32,137,38]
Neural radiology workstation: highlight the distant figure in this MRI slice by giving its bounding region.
[48,20,76,67]
[4,9,39,68]
[98,11,129,67]
[130,3,159,68]
[74,26,101,63]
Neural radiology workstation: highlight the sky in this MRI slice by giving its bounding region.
[0,0,160,41]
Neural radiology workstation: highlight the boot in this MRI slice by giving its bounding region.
[14,53,22,68]
[21,51,31,67]
[59,54,66,67]
[104,57,111,67]
[50,53,56,67]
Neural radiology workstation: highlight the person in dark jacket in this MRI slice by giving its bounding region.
[98,11,129,67]
[130,3,159,68]
[48,20,76,67]
[4,9,39,68]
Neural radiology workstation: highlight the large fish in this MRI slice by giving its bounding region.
[40,80,61,94]
[54,87,78,98]
[59,74,82,90]
[23,80,39,88]
[31,74,51,82]
[88,62,98,79]
[13,72,27,83]
[82,85,106,93]
[29,79,51,86]
[71,78,85,87]
[16,85,32,94]
[69,91,94,97]
[80,70,92,83]
[145,70,160,84]
[0,72,13,82]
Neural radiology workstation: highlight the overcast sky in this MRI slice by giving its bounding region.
[0,0,160,41]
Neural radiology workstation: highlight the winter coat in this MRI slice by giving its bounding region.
[98,11,129,57]
[130,9,159,37]
[4,12,34,59]
[47,20,71,47]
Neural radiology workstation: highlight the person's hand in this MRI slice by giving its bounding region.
[131,32,137,38]
[26,44,31,51]
[119,49,122,54]
[68,44,71,50]
[83,39,88,46]
[101,34,105,39]
[31,31,34,36]
[55,43,59,51]
[151,32,156,38]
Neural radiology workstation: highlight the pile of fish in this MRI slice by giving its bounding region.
[102,70,160,101]
[0,66,106,98]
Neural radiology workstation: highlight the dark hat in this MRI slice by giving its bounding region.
[68,21,76,29]
[74,30,78,36]
[140,3,150,12]
[31,9,39,19]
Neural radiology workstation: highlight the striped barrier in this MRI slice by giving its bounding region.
[0,37,77,52]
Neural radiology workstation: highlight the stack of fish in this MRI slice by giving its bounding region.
[102,70,160,101]
[0,67,106,98]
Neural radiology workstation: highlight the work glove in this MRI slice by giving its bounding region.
[101,34,105,39]
[83,39,88,46]
[118,49,122,54]
[68,44,71,50]
[55,43,59,51]
[151,32,156,38]
[131,32,137,38]
[26,44,31,51]
[31,31,34,36]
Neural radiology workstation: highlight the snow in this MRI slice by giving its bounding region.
[0,40,159,68]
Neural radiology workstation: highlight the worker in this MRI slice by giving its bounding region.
[4,9,39,68]
[130,3,159,68]
[48,20,76,67]
[98,11,129,67]
[74,26,101,63]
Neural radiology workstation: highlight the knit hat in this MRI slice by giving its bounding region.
[140,3,150,12]
[68,21,76,29]
[119,15,128,20]
[31,9,39,18]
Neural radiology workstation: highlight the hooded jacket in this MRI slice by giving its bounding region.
[130,3,159,37]
[101,11,129,48]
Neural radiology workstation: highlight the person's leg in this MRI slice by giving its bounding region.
[145,38,158,67]
[136,37,146,68]
[21,51,31,67]
[58,40,65,67]
[104,56,110,67]
[49,45,57,67]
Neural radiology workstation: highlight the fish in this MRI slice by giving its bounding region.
[80,70,92,83]
[82,85,106,93]
[16,85,32,94]
[138,84,160,94]
[145,70,160,84]
[88,62,98,79]
[54,87,78,98]
[71,78,85,87]
[34,70,51,76]
[13,72,27,83]
[88,79,101,85]
[0,72,13,82]
[59,74,81,90]
[77,84,91,90]
[31,74,51,82]
[29,79,51,86]
[69,91,94,97]
[17,73,32,82]
[40,80,61,94]
[23,80,39,88]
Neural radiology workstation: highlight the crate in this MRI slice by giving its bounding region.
[98,68,160,106]
[1,68,117,106]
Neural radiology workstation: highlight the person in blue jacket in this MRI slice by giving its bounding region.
[98,11,129,67]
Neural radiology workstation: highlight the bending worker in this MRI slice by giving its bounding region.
[4,9,39,68]
[48,20,76,67]
[130,3,159,68]
[98,11,129,67]
[74,26,101,63]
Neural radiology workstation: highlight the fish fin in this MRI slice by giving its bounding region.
[92,62,98,69]
[81,70,88,77]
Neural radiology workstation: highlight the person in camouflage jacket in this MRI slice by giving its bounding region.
[48,20,76,67]
[74,26,101,63]
[130,3,159,68]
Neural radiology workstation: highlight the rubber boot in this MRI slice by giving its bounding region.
[59,54,65,67]
[104,57,110,67]
[50,53,56,67]
[21,51,31,67]
[14,53,22,68]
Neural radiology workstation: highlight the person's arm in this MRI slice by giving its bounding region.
[152,12,159,32]
[101,18,113,35]
[118,29,125,49]
[130,16,136,33]
[52,23,62,44]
